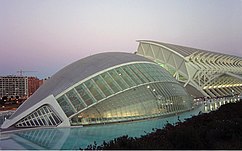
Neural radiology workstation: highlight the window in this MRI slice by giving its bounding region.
[93,76,113,97]
[75,84,95,106]
[101,72,120,93]
[108,69,128,90]
[57,96,76,117]
[66,89,85,111]
[16,105,62,127]
[84,80,104,101]
[116,67,136,87]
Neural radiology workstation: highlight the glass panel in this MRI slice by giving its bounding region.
[116,67,136,87]
[108,69,128,90]
[49,115,56,125]
[29,120,35,126]
[93,75,113,97]
[122,66,142,85]
[37,110,42,116]
[146,64,158,80]
[136,64,154,82]
[101,72,120,93]
[66,89,85,111]
[52,113,61,124]
[22,122,27,127]
[40,116,46,125]
[43,115,51,125]
[30,114,35,120]
[42,106,49,114]
[57,96,75,117]
[34,112,38,118]
[37,118,43,126]
[32,119,39,126]
[129,65,148,83]
[84,80,104,101]
[75,84,94,106]
[25,121,31,127]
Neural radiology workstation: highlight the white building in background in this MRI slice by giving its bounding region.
[136,40,242,98]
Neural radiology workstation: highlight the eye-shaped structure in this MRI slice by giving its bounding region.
[1,52,192,130]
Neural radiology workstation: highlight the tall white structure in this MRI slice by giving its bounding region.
[136,40,242,98]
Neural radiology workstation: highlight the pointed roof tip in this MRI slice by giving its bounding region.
[137,40,242,59]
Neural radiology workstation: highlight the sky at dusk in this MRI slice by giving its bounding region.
[1,0,242,79]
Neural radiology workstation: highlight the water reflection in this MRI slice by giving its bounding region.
[2,105,203,150]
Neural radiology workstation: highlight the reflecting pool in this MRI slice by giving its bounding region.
[0,105,203,150]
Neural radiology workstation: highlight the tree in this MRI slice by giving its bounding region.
[0,96,7,105]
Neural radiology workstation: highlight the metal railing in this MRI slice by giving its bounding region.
[193,95,241,113]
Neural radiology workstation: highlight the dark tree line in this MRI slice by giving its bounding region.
[82,100,242,150]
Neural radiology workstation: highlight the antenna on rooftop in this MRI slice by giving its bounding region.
[17,70,38,76]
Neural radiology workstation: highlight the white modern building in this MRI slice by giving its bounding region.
[1,52,192,130]
[136,40,242,98]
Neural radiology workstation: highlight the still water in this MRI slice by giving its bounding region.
[0,105,203,150]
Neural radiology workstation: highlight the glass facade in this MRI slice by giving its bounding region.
[16,105,62,128]
[55,62,192,125]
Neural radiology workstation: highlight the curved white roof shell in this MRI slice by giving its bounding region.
[136,40,242,98]
[10,52,152,119]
